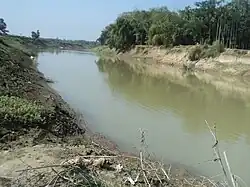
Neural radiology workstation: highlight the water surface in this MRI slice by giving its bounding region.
[38,51,250,185]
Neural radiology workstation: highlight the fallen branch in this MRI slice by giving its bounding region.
[16,164,64,172]
[51,168,78,186]
[140,151,150,186]
[161,167,170,181]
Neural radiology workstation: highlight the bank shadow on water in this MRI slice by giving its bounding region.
[96,58,250,143]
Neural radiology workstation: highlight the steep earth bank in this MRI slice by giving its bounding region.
[94,45,250,101]
[95,45,250,76]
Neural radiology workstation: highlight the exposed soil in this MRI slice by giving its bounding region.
[94,45,250,77]
[1,140,209,187]
[128,45,250,77]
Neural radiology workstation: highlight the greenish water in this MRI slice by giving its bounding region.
[38,51,250,185]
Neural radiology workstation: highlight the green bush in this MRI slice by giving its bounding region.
[0,96,47,124]
[203,40,225,58]
[188,45,203,61]
[188,41,225,61]
[152,34,164,46]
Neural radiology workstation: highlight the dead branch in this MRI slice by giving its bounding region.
[223,151,236,187]
[161,168,170,181]
[16,164,65,172]
[205,120,229,183]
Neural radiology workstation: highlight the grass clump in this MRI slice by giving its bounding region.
[188,40,225,61]
[0,95,47,124]
[204,40,225,58]
[188,45,203,61]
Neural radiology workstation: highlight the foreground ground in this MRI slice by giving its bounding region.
[0,36,224,186]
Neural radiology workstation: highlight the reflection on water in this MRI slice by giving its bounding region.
[97,59,250,143]
[38,52,250,185]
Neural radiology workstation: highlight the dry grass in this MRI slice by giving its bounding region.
[2,117,245,187]
[5,126,237,187]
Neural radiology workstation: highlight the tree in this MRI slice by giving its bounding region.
[31,30,40,40]
[98,0,250,51]
[0,18,9,35]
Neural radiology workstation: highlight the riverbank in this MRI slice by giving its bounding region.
[0,37,223,187]
[94,45,250,76]
[94,45,250,101]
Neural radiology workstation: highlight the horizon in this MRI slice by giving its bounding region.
[1,0,197,41]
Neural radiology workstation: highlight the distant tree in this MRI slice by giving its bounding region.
[31,30,40,40]
[0,18,9,35]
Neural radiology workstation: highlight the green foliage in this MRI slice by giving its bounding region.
[152,34,164,46]
[0,96,47,124]
[0,18,9,35]
[31,30,40,40]
[202,41,223,58]
[98,0,250,52]
[188,45,203,61]
[188,41,225,61]
[3,34,98,50]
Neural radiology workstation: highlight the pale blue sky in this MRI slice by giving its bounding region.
[1,0,196,41]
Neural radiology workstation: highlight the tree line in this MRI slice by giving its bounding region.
[0,18,97,48]
[97,0,250,52]
[0,18,40,40]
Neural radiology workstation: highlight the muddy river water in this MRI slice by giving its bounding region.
[38,50,250,185]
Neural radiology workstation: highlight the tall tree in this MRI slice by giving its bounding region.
[98,0,250,51]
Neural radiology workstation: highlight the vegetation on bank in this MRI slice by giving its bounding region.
[97,0,250,56]
[0,36,85,150]
[3,34,98,51]
[188,40,225,61]
[0,96,48,124]
[0,18,8,35]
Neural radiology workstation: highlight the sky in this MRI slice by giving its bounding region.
[1,0,197,41]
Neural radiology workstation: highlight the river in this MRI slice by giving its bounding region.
[38,50,250,185]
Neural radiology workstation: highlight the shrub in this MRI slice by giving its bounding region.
[204,47,218,58]
[0,96,47,124]
[212,40,225,53]
[152,34,164,46]
[213,40,225,53]
[188,41,225,60]
[188,45,203,61]
[203,40,225,58]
